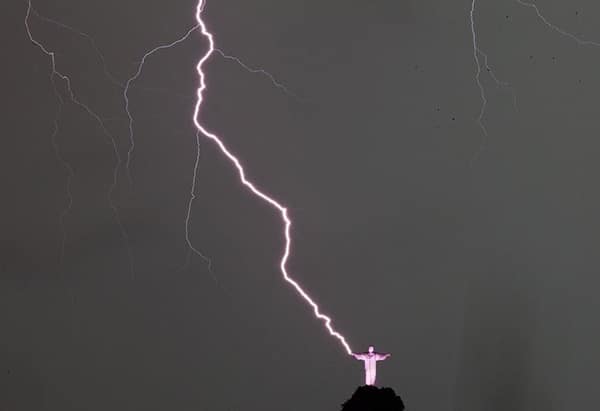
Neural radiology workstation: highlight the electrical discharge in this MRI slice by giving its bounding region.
[192,0,353,355]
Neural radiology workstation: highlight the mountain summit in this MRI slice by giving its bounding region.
[341,385,405,411]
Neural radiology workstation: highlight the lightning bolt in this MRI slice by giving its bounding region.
[193,0,353,355]
[182,49,297,281]
[25,0,134,277]
[25,0,351,354]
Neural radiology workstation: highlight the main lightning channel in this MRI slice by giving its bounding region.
[192,0,352,355]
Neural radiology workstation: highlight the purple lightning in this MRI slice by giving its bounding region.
[192,0,353,355]
[24,0,351,354]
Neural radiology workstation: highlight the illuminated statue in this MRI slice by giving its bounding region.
[351,346,391,386]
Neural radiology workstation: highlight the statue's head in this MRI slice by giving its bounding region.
[368,346,374,353]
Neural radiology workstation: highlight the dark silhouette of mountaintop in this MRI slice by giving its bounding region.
[341,385,405,411]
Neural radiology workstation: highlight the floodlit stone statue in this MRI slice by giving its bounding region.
[351,346,391,386]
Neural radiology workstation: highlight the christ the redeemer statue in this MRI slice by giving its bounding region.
[351,346,391,386]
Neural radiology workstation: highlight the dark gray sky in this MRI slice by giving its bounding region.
[3,0,600,410]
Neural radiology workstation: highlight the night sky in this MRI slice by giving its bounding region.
[3,0,600,410]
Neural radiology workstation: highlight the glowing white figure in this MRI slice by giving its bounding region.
[351,346,391,386]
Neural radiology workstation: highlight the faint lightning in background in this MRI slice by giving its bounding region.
[123,24,201,184]
[468,0,600,156]
[48,85,73,267]
[183,130,215,281]
[30,6,198,102]
[193,0,353,355]
[515,0,600,47]
[28,7,124,89]
[214,48,298,98]
[25,0,135,277]
[469,0,519,163]
[469,0,489,162]
[477,48,519,112]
